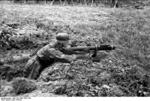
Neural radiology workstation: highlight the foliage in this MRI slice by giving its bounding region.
[11,77,37,95]
[0,63,27,81]
[0,4,150,97]
[0,80,14,97]
[1,0,150,8]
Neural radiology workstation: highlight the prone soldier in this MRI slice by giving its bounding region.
[24,33,90,80]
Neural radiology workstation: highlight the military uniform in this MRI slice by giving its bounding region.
[25,33,74,80]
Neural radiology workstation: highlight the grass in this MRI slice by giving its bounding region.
[12,77,37,95]
[0,3,150,97]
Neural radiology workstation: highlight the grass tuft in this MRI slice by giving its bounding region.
[11,77,37,95]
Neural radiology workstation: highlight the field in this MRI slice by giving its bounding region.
[0,2,150,97]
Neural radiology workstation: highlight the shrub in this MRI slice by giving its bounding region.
[12,77,37,95]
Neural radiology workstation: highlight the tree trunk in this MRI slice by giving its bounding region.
[112,0,119,8]
[51,0,55,5]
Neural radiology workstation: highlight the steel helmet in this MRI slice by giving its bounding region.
[56,33,69,41]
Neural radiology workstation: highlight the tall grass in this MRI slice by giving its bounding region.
[0,4,150,96]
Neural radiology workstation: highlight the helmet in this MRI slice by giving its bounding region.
[56,33,69,41]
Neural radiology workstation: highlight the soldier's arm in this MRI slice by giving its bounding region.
[51,48,91,62]
[37,44,90,63]
[46,47,77,63]
[52,49,91,62]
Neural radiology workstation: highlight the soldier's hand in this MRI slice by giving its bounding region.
[71,55,77,61]
[91,51,109,62]
[61,55,77,62]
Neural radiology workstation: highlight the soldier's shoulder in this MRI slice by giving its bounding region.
[43,40,56,48]
[37,41,56,54]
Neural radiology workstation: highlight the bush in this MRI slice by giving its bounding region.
[12,77,37,95]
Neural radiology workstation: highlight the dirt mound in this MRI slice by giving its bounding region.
[0,64,25,81]
[0,25,38,50]
[37,59,150,96]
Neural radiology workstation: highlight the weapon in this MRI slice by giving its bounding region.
[61,44,116,62]
[61,44,116,55]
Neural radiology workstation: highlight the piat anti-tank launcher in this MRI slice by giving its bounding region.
[61,44,116,56]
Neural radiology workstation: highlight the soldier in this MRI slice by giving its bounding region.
[24,33,89,80]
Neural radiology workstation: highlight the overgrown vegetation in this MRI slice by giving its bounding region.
[0,2,150,97]
[12,77,37,95]
[1,0,150,8]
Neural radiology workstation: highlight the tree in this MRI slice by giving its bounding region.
[111,0,119,8]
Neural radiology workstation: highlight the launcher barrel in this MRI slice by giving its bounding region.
[64,45,116,51]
